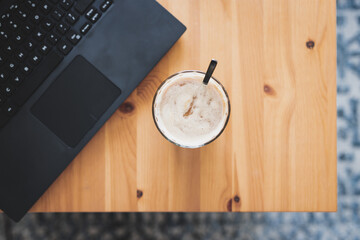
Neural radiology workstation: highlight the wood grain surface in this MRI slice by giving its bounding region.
[30,0,337,212]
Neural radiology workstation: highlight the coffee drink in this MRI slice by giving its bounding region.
[153,71,230,148]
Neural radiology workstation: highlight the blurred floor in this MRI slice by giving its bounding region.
[1,0,360,239]
[0,215,4,240]
[0,209,359,240]
[3,212,359,240]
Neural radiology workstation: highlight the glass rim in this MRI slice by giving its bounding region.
[152,70,231,148]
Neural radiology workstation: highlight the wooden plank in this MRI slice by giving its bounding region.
[29,0,336,213]
[231,0,265,211]
[198,0,233,211]
[166,0,201,212]
[136,66,171,211]
[105,93,138,211]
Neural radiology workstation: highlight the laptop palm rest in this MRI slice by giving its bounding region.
[31,55,121,147]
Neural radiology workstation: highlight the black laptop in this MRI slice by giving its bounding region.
[0,0,186,221]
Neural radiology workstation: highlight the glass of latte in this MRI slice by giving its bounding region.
[152,70,230,148]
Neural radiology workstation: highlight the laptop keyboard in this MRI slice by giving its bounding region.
[0,0,113,128]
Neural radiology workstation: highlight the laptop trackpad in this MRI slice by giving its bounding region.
[31,55,121,148]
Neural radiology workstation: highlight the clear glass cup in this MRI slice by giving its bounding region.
[152,70,231,148]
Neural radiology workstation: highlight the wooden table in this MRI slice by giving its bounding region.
[31,0,337,212]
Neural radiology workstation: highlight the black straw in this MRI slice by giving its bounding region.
[203,59,218,85]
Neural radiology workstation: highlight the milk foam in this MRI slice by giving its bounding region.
[154,72,229,147]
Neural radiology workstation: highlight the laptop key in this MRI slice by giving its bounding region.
[30,53,42,65]
[51,8,63,21]
[4,44,14,56]
[65,11,78,25]
[30,12,42,24]
[4,85,15,96]
[34,29,45,41]
[47,32,60,45]
[100,0,112,12]
[60,0,74,11]
[9,4,19,11]
[0,71,8,83]
[21,64,32,75]
[7,18,20,30]
[0,30,9,41]
[11,75,23,86]
[21,23,34,35]
[42,18,54,31]
[15,8,28,21]
[25,0,37,10]
[80,22,91,35]
[39,43,51,55]
[66,30,81,45]
[13,33,24,44]
[11,51,63,106]
[56,22,69,35]
[40,3,52,14]
[90,11,101,23]
[57,40,72,55]
[3,102,17,116]
[74,0,94,14]
[85,8,95,19]
[25,40,36,51]
[7,61,17,72]
[1,12,10,20]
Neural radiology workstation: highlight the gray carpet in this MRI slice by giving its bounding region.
[1,0,360,239]
[3,212,355,240]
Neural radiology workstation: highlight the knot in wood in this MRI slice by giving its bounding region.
[137,190,143,199]
[119,102,135,114]
[306,40,315,49]
[264,84,276,96]
[227,199,232,212]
